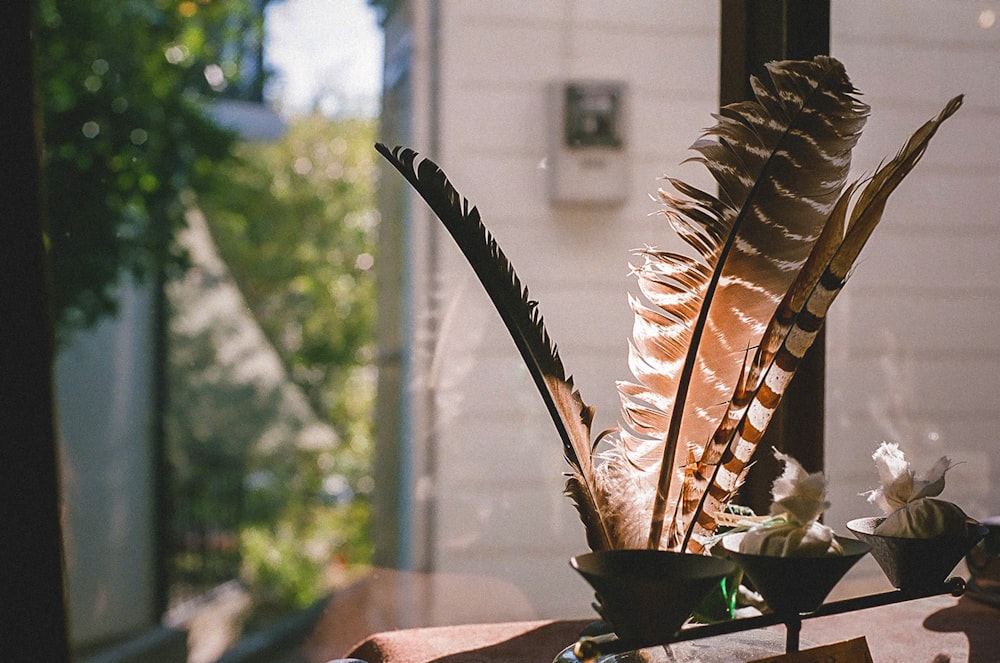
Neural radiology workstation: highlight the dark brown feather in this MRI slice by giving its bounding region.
[374,144,612,550]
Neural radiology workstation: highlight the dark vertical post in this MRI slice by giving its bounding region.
[719,0,830,514]
[153,260,172,617]
[785,616,802,653]
[1,2,72,659]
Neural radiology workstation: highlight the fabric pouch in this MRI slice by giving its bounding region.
[738,449,842,557]
[864,442,966,538]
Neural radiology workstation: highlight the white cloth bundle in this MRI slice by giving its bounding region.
[864,442,967,538]
[739,450,842,557]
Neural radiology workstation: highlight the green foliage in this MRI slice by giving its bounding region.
[200,114,378,475]
[169,112,378,619]
[37,0,378,623]
[202,112,379,582]
[34,0,257,336]
[240,500,373,618]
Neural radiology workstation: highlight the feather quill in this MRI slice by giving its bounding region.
[679,94,964,552]
[373,144,613,550]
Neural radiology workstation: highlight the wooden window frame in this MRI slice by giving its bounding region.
[719,0,830,514]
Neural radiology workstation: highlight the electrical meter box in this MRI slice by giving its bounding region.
[547,80,628,205]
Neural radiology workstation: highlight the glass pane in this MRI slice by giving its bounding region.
[41,0,382,658]
[827,2,1000,591]
[361,3,721,640]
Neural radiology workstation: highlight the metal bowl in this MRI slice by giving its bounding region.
[721,533,870,615]
[571,549,736,643]
[847,516,987,590]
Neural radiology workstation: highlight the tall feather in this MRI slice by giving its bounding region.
[679,94,964,553]
[600,57,870,550]
[373,144,613,551]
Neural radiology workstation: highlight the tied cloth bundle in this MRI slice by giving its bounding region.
[864,442,968,539]
[737,450,843,557]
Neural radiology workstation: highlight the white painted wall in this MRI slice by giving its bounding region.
[56,280,159,646]
[826,2,1000,588]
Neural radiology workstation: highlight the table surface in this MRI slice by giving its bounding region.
[299,588,1000,663]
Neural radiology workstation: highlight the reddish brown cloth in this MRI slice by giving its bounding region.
[346,619,590,663]
[340,596,1000,663]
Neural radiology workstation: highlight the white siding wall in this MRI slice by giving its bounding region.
[401,0,720,619]
[827,3,1000,589]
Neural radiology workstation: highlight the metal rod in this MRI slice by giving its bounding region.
[573,577,966,660]
[785,617,801,653]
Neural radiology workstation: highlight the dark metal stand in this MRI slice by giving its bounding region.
[574,577,967,661]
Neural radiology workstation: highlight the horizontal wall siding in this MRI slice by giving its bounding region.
[399,0,1000,616]
[826,3,1000,584]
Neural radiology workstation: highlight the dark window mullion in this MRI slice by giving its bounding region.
[719,0,830,515]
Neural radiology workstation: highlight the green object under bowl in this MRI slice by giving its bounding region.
[721,533,870,615]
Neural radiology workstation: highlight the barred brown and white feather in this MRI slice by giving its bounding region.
[679,94,963,552]
[606,56,870,549]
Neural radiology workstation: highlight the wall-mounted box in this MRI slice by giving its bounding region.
[547,80,628,205]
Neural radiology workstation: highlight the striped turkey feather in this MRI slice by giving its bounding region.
[678,94,963,552]
[616,56,869,549]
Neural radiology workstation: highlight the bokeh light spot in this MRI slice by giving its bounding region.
[204,64,226,90]
[293,156,313,175]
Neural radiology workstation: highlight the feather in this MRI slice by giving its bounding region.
[604,56,870,550]
[373,62,961,559]
[678,94,964,553]
[373,144,613,550]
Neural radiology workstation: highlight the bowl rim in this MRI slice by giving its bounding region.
[570,548,737,579]
[719,531,870,558]
[846,516,988,543]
